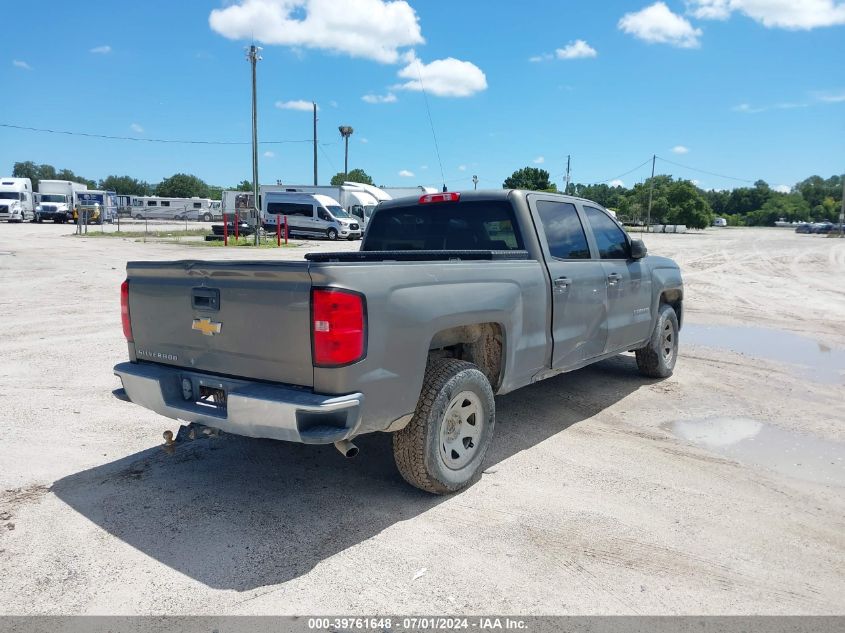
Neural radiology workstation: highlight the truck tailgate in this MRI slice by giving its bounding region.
[126,260,314,387]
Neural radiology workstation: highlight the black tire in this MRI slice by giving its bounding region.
[202,213,212,222]
[134,214,144,220]
[393,358,495,494]
[635,304,679,378]
[327,228,338,241]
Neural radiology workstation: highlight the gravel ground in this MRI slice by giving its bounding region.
[0,223,843,615]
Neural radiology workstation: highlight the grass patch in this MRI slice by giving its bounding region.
[166,236,298,248]
[74,228,211,238]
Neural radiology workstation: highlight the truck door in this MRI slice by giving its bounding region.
[581,205,652,353]
[529,197,608,369]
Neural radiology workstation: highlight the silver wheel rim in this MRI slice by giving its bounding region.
[439,390,484,470]
[661,320,676,361]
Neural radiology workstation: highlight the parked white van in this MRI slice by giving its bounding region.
[262,192,362,240]
[0,177,35,222]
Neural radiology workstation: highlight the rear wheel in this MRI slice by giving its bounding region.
[393,358,495,494]
[635,303,679,378]
[134,214,144,220]
[327,228,338,241]
[202,212,212,222]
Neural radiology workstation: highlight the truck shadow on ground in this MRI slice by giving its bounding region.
[52,354,651,591]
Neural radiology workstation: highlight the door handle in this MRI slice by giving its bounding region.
[553,277,571,292]
[607,273,622,285]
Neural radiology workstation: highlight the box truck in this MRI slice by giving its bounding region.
[36,180,88,223]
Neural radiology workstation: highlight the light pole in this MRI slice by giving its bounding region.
[472,175,478,190]
[246,44,262,246]
[338,126,353,178]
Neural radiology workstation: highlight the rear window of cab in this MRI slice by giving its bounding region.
[363,201,524,251]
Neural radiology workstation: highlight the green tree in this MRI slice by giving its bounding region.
[664,180,713,229]
[234,180,253,191]
[331,169,374,186]
[99,175,152,195]
[503,167,556,192]
[12,161,95,190]
[746,193,810,226]
[155,173,210,198]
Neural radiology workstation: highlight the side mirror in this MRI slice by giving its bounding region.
[630,239,647,259]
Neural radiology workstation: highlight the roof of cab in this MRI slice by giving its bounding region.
[377,188,601,209]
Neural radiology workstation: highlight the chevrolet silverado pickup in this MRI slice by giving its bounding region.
[114,190,683,493]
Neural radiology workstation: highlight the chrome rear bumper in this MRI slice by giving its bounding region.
[114,361,363,444]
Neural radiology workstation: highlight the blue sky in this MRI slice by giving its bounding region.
[2,0,844,192]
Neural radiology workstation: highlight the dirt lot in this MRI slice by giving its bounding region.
[0,224,843,615]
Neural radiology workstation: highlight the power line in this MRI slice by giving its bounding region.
[656,155,753,183]
[592,157,653,184]
[0,122,323,146]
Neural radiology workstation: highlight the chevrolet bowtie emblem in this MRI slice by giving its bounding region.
[192,317,222,336]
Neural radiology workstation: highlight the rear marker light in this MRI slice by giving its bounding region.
[120,280,133,342]
[312,288,366,366]
[419,192,461,204]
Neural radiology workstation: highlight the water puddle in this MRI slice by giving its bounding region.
[683,323,845,384]
[669,417,845,487]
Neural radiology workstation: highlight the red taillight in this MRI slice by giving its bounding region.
[419,192,460,204]
[120,280,133,342]
[312,288,366,367]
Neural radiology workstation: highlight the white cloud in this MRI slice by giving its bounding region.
[263,150,275,158]
[275,99,315,111]
[130,123,144,133]
[530,40,597,62]
[773,184,791,193]
[610,179,625,188]
[533,156,545,164]
[90,45,112,54]
[733,101,808,113]
[359,137,369,144]
[689,0,845,29]
[398,169,415,177]
[12,60,32,70]
[815,90,845,103]
[209,0,424,64]
[671,145,690,154]
[329,100,339,107]
[394,52,487,97]
[420,165,429,170]
[618,2,703,48]
[362,92,397,104]
[458,165,467,171]
[556,40,598,59]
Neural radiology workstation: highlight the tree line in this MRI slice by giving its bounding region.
[11,160,377,201]
[503,167,843,229]
[11,161,254,201]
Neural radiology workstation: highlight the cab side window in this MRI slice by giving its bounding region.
[318,208,332,221]
[536,200,591,260]
[583,206,630,260]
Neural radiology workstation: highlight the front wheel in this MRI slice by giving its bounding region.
[393,358,495,494]
[635,303,679,378]
[327,228,338,241]
[134,214,144,220]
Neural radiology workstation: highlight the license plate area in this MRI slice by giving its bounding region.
[198,385,227,410]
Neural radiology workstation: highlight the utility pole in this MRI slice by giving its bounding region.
[312,102,318,186]
[246,44,262,246]
[646,154,656,233]
[840,173,844,238]
[338,126,354,178]
[472,175,478,190]
[564,155,571,194]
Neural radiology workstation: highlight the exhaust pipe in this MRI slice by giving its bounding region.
[334,439,359,458]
